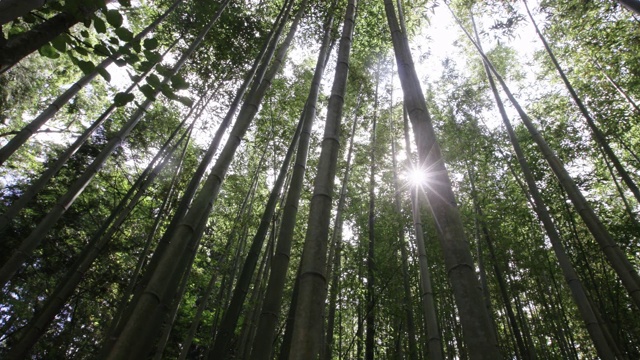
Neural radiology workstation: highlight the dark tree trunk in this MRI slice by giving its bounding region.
[384,1,501,358]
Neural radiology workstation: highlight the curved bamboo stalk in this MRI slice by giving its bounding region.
[523,0,640,205]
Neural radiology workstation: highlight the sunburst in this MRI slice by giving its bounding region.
[406,166,428,188]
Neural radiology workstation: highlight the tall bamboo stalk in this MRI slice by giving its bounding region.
[390,93,420,360]
[176,154,266,360]
[451,4,640,311]
[104,2,306,357]
[324,101,361,360]
[468,9,621,358]
[210,102,304,359]
[365,67,379,360]
[236,231,274,359]
[384,0,500,357]
[288,0,356,357]
[249,5,336,358]
[468,169,530,360]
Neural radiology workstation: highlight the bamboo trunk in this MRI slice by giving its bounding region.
[288,0,356,357]
[452,4,640,311]
[384,1,500,357]
[103,2,305,357]
[391,97,419,360]
[250,6,336,357]
[210,100,304,359]
[0,0,50,25]
[365,68,379,360]
[325,101,361,360]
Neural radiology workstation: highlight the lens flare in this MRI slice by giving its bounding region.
[407,167,428,187]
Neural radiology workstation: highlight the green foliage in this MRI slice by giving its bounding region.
[93,15,107,33]
[38,44,61,59]
[76,59,96,74]
[2,0,640,358]
[139,83,156,99]
[115,27,133,41]
[143,37,159,51]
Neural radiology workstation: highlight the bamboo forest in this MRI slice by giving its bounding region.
[2,0,640,358]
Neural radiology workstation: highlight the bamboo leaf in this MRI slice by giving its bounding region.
[124,53,142,65]
[106,10,124,28]
[93,44,111,57]
[139,84,156,99]
[77,60,96,75]
[137,60,154,72]
[93,16,107,34]
[146,74,162,88]
[161,85,178,100]
[98,67,112,82]
[131,40,142,53]
[143,38,159,51]
[143,50,162,63]
[114,92,135,106]
[171,75,189,90]
[51,35,68,53]
[38,44,60,59]
[155,65,172,77]
[115,28,134,42]
[75,46,89,56]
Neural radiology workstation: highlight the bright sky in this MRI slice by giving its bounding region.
[411,0,545,125]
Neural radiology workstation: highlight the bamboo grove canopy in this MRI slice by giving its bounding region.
[1,0,640,358]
